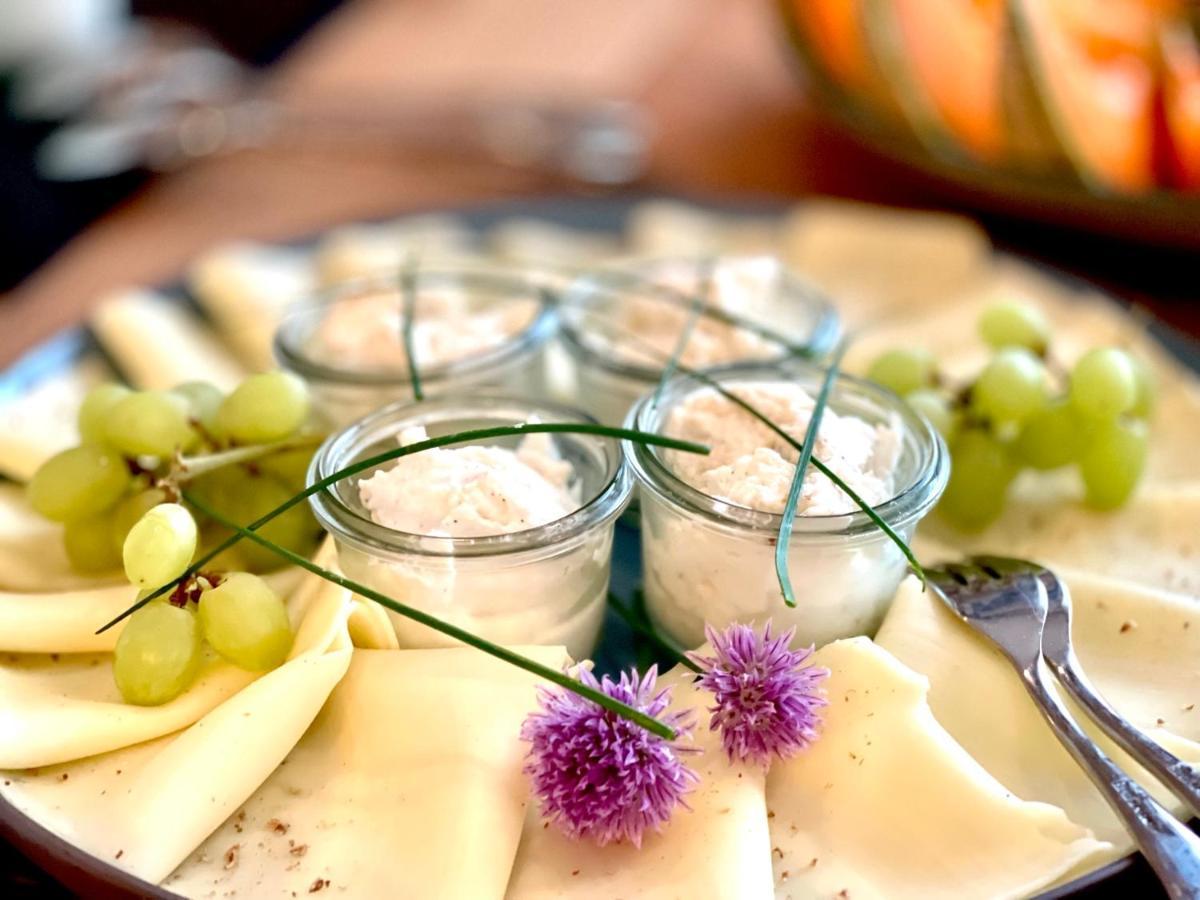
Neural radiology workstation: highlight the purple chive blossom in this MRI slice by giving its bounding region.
[687,622,829,766]
[521,666,699,847]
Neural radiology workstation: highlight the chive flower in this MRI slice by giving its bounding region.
[521,666,699,847]
[687,622,828,766]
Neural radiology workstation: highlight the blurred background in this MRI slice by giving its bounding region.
[0,0,1196,350]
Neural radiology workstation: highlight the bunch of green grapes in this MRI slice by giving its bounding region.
[867,302,1154,531]
[25,371,318,705]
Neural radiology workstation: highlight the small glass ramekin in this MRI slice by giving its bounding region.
[275,264,558,428]
[624,363,948,650]
[557,255,840,426]
[308,396,632,659]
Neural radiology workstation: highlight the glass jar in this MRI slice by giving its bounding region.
[275,265,558,428]
[557,255,840,426]
[624,363,948,650]
[308,396,632,659]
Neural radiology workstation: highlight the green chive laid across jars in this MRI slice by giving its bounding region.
[556,255,840,426]
[274,264,558,428]
[623,362,948,650]
[308,396,633,660]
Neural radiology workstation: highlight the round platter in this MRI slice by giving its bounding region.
[0,195,1196,899]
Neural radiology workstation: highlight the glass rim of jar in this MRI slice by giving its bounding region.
[309,394,633,559]
[556,254,841,384]
[623,362,949,538]
[274,264,559,388]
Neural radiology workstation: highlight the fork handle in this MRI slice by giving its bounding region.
[1051,649,1200,821]
[1023,658,1200,900]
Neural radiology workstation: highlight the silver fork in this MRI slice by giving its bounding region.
[928,560,1200,900]
[1024,559,1200,819]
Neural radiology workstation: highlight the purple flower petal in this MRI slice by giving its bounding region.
[687,622,829,766]
[521,666,699,847]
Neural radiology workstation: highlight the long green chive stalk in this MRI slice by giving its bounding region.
[399,255,423,401]
[775,343,846,607]
[580,314,925,580]
[96,423,709,634]
[185,494,678,740]
[607,592,698,672]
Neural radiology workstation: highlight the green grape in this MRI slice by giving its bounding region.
[970,347,1048,424]
[1014,402,1084,470]
[938,429,1017,531]
[77,383,131,444]
[63,512,122,573]
[216,372,309,444]
[905,389,957,440]
[27,445,131,522]
[113,602,203,705]
[122,502,198,589]
[194,466,317,571]
[1068,347,1137,421]
[111,487,170,554]
[866,348,936,397]
[198,573,293,670]
[105,391,196,458]
[978,301,1050,352]
[171,381,224,434]
[1079,418,1148,510]
[1129,356,1156,419]
[257,446,315,491]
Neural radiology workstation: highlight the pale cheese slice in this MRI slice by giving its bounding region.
[315,215,476,285]
[768,638,1109,900]
[506,669,773,900]
[918,482,1200,598]
[0,355,110,483]
[188,242,315,371]
[165,645,568,899]
[0,568,336,769]
[90,288,245,390]
[875,577,1200,853]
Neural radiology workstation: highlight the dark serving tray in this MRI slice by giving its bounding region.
[1,195,1197,899]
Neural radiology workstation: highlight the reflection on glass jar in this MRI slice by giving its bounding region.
[276,265,558,428]
[624,363,948,650]
[308,396,632,660]
[558,255,840,426]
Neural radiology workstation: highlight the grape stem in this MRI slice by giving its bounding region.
[184,492,679,740]
[174,432,326,482]
[95,423,710,635]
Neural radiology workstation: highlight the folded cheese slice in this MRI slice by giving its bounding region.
[165,645,569,899]
[505,668,774,900]
[1,635,352,885]
[0,484,122,592]
[918,482,1200,599]
[0,568,331,769]
[876,576,1200,853]
[189,243,315,372]
[90,288,246,390]
[768,638,1108,900]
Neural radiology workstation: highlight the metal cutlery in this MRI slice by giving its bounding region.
[929,559,1200,900]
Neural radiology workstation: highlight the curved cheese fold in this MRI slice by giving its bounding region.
[768,638,1108,900]
[506,669,773,900]
[166,645,569,899]
[0,485,122,592]
[876,576,1200,852]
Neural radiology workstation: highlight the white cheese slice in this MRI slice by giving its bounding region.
[768,637,1109,899]
[876,576,1200,853]
[917,482,1200,599]
[0,355,110,483]
[188,242,315,371]
[0,568,336,769]
[165,645,568,899]
[90,288,246,390]
[505,668,774,900]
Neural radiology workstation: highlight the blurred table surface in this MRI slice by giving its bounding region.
[0,1,1192,897]
[0,0,1197,371]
